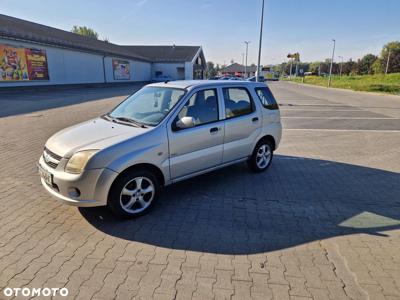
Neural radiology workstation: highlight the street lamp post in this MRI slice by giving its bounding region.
[385,49,391,75]
[328,39,336,87]
[338,55,343,76]
[244,41,250,78]
[256,0,265,82]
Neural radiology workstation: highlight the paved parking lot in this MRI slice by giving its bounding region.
[0,81,399,300]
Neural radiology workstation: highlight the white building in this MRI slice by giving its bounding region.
[0,14,206,88]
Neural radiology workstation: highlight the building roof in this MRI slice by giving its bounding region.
[0,14,205,64]
[122,45,201,63]
[221,63,257,73]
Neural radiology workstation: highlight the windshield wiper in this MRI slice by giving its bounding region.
[114,117,148,128]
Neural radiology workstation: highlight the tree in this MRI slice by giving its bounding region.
[372,59,384,74]
[342,59,357,75]
[206,61,217,78]
[309,62,321,75]
[357,54,377,75]
[380,41,400,73]
[71,26,99,39]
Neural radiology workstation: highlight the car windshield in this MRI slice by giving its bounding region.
[108,86,186,126]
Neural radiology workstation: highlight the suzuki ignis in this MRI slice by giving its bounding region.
[38,80,281,217]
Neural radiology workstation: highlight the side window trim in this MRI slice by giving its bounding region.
[172,88,220,131]
[222,86,256,120]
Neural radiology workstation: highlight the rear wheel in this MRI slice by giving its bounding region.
[247,140,274,172]
[108,169,160,218]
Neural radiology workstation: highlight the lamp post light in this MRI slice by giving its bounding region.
[244,41,250,78]
[255,0,265,82]
[338,55,343,76]
[328,39,336,87]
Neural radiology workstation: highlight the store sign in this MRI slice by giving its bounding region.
[112,59,130,80]
[0,44,49,81]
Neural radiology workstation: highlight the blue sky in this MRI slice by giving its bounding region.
[2,0,400,65]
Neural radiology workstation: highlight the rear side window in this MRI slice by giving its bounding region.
[255,87,279,110]
[222,87,254,118]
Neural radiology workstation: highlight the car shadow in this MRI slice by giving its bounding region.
[79,155,400,255]
[0,83,144,118]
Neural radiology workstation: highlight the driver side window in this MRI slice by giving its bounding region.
[176,89,219,127]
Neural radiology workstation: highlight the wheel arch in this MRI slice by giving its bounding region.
[257,135,276,151]
[113,163,166,187]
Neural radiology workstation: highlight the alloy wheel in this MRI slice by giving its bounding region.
[119,176,155,214]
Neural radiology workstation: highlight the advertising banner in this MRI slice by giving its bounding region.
[112,59,130,80]
[0,44,49,81]
[25,48,49,80]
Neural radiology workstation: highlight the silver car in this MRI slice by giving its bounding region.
[38,80,282,217]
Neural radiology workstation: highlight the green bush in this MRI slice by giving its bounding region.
[287,73,400,95]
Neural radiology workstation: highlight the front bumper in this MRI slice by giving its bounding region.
[38,156,118,207]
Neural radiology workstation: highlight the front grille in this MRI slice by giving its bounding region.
[45,148,62,160]
[46,160,58,169]
[43,147,62,169]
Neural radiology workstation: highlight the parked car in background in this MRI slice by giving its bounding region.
[220,76,232,80]
[38,80,282,218]
[208,76,221,80]
[152,75,173,82]
[247,76,265,82]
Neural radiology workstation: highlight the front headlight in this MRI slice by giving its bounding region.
[65,150,98,174]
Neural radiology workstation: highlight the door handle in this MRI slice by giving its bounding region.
[252,117,259,122]
[210,127,219,133]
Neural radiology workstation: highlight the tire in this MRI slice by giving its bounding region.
[108,169,160,218]
[247,139,274,172]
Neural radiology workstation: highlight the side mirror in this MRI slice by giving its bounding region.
[176,116,195,129]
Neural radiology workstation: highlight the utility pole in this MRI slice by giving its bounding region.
[289,59,293,78]
[338,56,343,76]
[256,0,265,82]
[241,53,245,77]
[244,41,250,78]
[385,49,391,75]
[328,39,336,87]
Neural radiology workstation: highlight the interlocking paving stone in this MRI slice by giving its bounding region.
[0,82,399,299]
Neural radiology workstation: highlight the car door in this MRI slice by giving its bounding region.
[222,86,262,163]
[167,88,224,179]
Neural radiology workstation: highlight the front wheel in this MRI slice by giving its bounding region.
[247,140,274,172]
[108,169,160,218]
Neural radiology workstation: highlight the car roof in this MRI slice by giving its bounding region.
[147,80,267,90]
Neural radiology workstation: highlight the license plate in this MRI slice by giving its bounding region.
[39,164,53,186]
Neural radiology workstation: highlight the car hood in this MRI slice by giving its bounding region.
[46,117,148,158]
